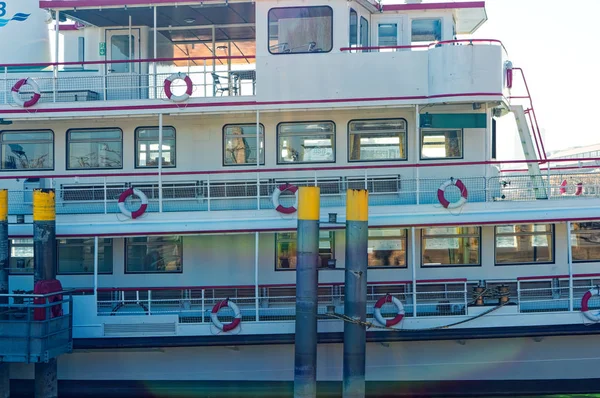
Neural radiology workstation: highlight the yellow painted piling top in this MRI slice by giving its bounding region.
[346,189,368,222]
[0,190,7,221]
[298,187,320,221]
[33,189,56,221]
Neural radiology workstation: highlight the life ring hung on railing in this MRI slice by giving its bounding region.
[164,72,193,102]
[272,183,299,214]
[118,187,148,219]
[559,179,583,196]
[437,178,468,209]
[211,298,242,332]
[373,294,405,327]
[581,288,600,322]
[12,78,41,108]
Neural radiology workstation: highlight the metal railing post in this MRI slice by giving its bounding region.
[464,281,468,315]
[207,174,211,212]
[201,289,205,323]
[517,280,521,313]
[203,59,207,97]
[3,67,7,104]
[148,290,152,315]
[103,177,108,214]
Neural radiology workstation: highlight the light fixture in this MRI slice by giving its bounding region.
[183,17,195,24]
[216,45,228,51]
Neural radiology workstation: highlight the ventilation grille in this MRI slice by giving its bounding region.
[103,322,177,336]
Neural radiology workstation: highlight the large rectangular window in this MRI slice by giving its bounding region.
[67,128,123,169]
[1,130,53,170]
[9,238,33,274]
[223,124,265,166]
[58,238,113,274]
[135,126,176,168]
[268,6,333,54]
[421,130,463,160]
[422,227,480,267]
[571,222,600,262]
[411,19,442,43]
[349,119,407,162]
[276,231,334,270]
[495,224,554,265]
[126,236,182,273]
[278,122,335,164]
[368,228,407,268]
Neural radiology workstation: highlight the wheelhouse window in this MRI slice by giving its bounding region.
[349,119,407,161]
[360,17,369,49]
[58,238,113,274]
[223,124,265,166]
[126,236,182,273]
[278,122,335,164]
[67,128,123,169]
[9,238,33,274]
[411,19,442,44]
[135,126,176,168]
[421,130,463,159]
[268,6,333,54]
[276,231,334,270]
[422,227,480,267]
[349,9,358,49]
[378,23,398,50]
[368,228,407,268]
[1,130,53,170]
[495,224,554,265]
[571,222,600,262]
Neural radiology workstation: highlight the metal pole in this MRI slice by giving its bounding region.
[567,221,574,311]
[415,105,420,205]
[0,190,9,397]
[158,114,163,213]
[255,231,259,321]
[54,10,60,103]
[128,15,132,75]
[94,236,99,302]
[256,109,260,210]
[343,189,368,398]
[411,227,418,317]
[294,187,320,398]
[153,6,157,99]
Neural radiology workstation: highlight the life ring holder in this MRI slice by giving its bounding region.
[581,287,600,322]
[211,298,242,332]
[164,72,193,102]
[559,179,583,196]
[12,78,41,108]
[437,178,468,209]
[373,294,405,327]
[272,183,299,214]
[118,188,148,219]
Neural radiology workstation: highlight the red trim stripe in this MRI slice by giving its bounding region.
[382,1,485,11]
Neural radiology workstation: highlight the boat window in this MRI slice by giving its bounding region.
[368,228,407,268]
[67,128,123,170]
[135,126,176,168]
[571,222,600,262]
[276,231,334,270]
[223,124,265,166]
[125,236,182,273]
[268,6,333,54]
[349,119,407,162]
[378,23,398,51]
[420,130,463,160]
[411,19,442,43]
[0,130,53,170]
[495,224,554,265]
[349,9,358,49]
[421,227,480,267]
[8,238,33,274]
[57,238,113,274]
[110,34,135,73]
[360,17,369,49]
[278,121,335,164]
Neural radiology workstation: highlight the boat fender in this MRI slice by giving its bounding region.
[164,72,193,102]
[581,288,600,322]
[272,183,299,214]
[118,188,148,219]
[12,78,41,108]
[374,294,405,327]
[559,179,583,196]
[437,178,468,209]
[211,298,242,332]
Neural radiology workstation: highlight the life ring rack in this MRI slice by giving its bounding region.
[437,177,468,209]
[164,72,193,102]
[581,287,600,322]
[118,187,148,219]
[373,294,405,327]
[211,298,242,332]
[272,183,299,214]
[12,78,41,108]
[559,179,583,196]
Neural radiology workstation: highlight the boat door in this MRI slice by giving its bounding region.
[104,28,144,100]
[375,19,403,51]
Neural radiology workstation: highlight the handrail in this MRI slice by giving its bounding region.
[340,39,507,54]
[517,273,600,281]
[0,289,75,298]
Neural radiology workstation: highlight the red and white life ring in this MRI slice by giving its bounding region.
[12,78,41,108]
[559,179,583,196]
[272,183,298,214]
[164,72,193,102]
[211,299,242,332]
[581,288,600,322]
[118,188,148,219]
[373,294,405,327]
[437,178,468,209]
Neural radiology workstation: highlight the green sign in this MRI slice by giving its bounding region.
[99,42,106,56]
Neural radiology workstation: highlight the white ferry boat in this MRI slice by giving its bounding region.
[1,0,600,396]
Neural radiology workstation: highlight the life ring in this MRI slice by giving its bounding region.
[437,178,468,209]
[272,183,298,214]
[211,299,242,332]
[164,72,193,102]
[118,188,148,219]
[581,288,600,322]
[559,179,583,196]
[12,78,41,108]
[373,294,405,327]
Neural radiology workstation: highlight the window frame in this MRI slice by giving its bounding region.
[347,118,408,163]
[125,236,183,274]
[8,238,34,274]
[494,224,555,266]
[267,5,334,55]
[420,129,464,160]
[276,120,336,165]
[0,129,54,171]
[349,8,358,49]
[134,126,177,169]
[367,228,408,269]
[275,230,335,271]
[411,18,443,43]
[57,238,114,275]
[570,222,600,263]
[360,16,369,49]
[222,123,266,167]
[66,127,124,170]
[421,227,481,268]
